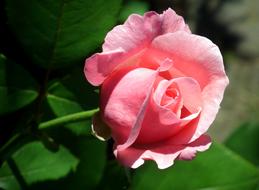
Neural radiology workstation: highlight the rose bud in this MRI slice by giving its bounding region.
[84,8,229,169]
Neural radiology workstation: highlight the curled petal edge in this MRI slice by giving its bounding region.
[114,135,211,169]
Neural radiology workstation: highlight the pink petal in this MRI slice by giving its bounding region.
[117,59,175,151]
[114,134,211,169]
[103,8,190,52]
[173,77,202,114]
[114,143,183,169]
[153,79,173,106]
[166,115,200,145]
[152,31,229,142]
[85,9,191,86]
[136,92,182,144]
[84,48,124,86]
[116,70,159,151]
[195,77,229,140]
[136,77,201,144]
[152,31,228,89]
[85,11,160,86]
[103,12,161,52]
[161,8,191,34]
[84,48,146,86]
[178,135,212,160]
[100,68,158,144]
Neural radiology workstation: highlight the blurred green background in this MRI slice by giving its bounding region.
[0,0,259,189]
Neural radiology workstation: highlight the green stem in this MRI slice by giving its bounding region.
[1,109,98,163]
[124,166,132,184]
[0,134,20,154]
[39,108,99,129]
[7,158,28,189]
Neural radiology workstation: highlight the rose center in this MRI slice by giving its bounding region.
[166,87,178,98]
[161,87,179,107]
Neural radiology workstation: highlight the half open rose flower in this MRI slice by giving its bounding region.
[84,8,229,169]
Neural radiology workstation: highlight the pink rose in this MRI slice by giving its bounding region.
[84,8,229,169]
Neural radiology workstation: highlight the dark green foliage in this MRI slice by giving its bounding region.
[6,0,122,68]
[97,160,130,190]
[0,142,79,190]
[0,54,38,115]
[28,137,107,190]
[47,67,98,135]
[1,0,122,189]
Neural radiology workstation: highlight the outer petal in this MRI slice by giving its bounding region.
[152,32,229,142]
[84,48,125,86]
[85,12,160,86]
[114,134,211,169]
[103,8,189,52]
[85,9,190,86]
[177,135,211,160]
[103,12,161,52]
[114,143,183,169]
[152,32,228,88]
[161,8,191,34]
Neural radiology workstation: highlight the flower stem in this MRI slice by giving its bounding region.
[124,166,132,184]
[7,158,28,189]
[39,108,99,129]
